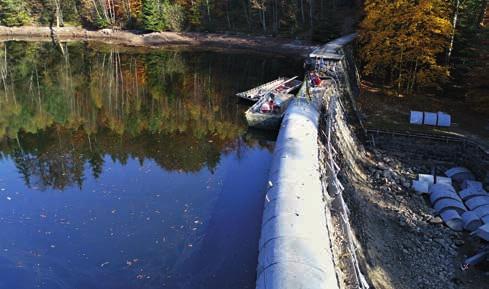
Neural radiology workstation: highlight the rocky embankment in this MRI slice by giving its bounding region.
[323,94,489,289]
[0,26,314,56]
[360,148,461,289]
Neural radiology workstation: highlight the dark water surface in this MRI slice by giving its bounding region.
[0,41,302,289]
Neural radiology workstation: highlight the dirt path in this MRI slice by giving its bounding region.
[0,26,315,56]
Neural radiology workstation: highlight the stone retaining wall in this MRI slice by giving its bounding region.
[367,130,489,183]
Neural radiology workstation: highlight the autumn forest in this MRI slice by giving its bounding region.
[0,0,486,100]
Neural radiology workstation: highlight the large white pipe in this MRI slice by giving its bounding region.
[256,98,339,289]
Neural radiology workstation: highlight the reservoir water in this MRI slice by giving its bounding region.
[0,41,302,289]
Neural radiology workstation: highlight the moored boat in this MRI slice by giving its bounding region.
[237,76,302,102]
[245,92,294,130]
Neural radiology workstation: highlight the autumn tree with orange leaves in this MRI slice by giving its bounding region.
[359,0,452,95]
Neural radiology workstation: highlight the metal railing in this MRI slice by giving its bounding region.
[318,53,370,288]
[323,91,369,289]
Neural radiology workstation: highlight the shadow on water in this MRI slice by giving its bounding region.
[0,41,302,289]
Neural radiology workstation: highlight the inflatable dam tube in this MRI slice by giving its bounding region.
[256,98,339,289]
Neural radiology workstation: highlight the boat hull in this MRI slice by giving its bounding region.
[245,111,283,130]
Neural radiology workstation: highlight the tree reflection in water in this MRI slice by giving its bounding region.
[0,41,301,190]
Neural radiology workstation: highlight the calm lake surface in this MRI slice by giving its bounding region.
[0,41,303,289]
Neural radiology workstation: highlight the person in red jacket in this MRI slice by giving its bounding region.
[310,71,322,87]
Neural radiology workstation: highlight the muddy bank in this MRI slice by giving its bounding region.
[0,26,315,56]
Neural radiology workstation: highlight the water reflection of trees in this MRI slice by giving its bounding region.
[0,41,284,190]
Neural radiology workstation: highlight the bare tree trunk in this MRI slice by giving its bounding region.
[272,0,278,33]
[94,0,111,26]
[309,0,313,29]
[91,0,104,22]
[397,49,403,95]
[54,0,61,28]
[206,0,212,23]
[320,0,323,20]
[111,0,117,25]
[410,58,418,94]
[300,0,305,25]
[123,0,131,21]
[262,7,266,32]
[35,67,42,114]
[447,0,460,63]
[226,0,232,29]
[1,45,8,101]
[243,0,251,29]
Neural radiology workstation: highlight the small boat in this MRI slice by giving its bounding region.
[237,76,302,102]
[245,92,294,130]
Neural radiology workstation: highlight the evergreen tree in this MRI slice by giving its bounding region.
[142,0,165,31]
[0,0,30,26]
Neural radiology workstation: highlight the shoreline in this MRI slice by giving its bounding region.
[0,26,316,57]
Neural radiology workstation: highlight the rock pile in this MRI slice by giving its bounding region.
[356,149,466,289]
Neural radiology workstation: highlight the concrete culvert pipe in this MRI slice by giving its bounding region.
[459,188,489,201]
[433,198,467,215]
[461,180,483,190]
[465,196,489,211]
[474,224,489,242]
[462,211,483,232]
[440,210,463,231]
[445,167,475,183]
[482,215,489,224]
[473,205,489,219]
[429,190,462,206]
[429,183,456,195]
